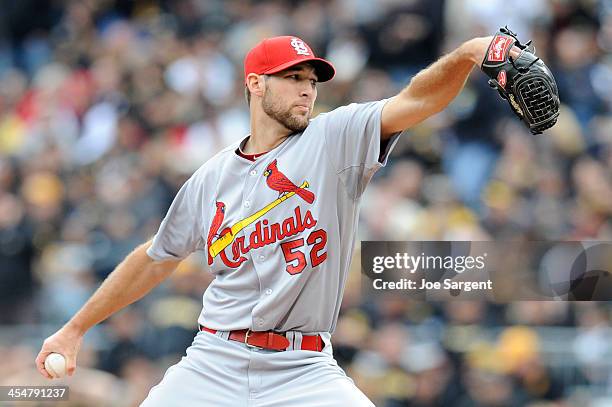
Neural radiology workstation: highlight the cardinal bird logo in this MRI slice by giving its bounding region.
[207,201,226,265]
[264,159,315,204]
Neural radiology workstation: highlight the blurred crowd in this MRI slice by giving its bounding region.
[0,0,611,406]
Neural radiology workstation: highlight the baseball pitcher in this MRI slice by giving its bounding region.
[36,31,558,406]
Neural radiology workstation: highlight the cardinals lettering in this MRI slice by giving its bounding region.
[218,206,319,268]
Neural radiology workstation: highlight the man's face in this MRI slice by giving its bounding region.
[261,63,318,132]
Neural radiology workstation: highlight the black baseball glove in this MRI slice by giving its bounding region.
[481,27,560,135]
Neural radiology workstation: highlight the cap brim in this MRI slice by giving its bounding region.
[264,57,336,82]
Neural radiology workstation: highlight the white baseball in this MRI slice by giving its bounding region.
[44,353,67,378]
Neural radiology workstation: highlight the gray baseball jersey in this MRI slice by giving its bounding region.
[147,99,399,334]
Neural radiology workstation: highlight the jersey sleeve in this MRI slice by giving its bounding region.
[147,172,205,261]
[320,99,402,198]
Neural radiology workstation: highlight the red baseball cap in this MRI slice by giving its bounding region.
[244,36,335,84]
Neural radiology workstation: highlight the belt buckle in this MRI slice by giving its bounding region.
[243,329,263,350]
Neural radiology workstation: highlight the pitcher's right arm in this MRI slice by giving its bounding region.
[35,240,180,378]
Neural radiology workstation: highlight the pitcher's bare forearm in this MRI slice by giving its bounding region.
[381,37,492,137]
[67,241,179,334]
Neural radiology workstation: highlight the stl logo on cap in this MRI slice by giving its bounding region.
[290,38,311,56]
